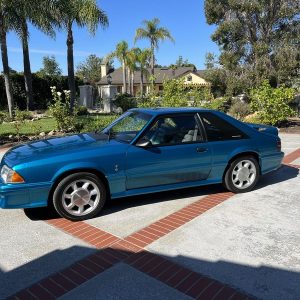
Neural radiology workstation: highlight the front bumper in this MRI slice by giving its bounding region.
[0,180,52,209]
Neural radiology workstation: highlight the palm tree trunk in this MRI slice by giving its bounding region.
[67,22,76,113]
[122,59,127,94]
[150,40,155,92]
[0,16,14,117]
[127,68,131,94]
[21,19,34,111]
[150,41,155,76]
[140,69,144,98]
[131,71,134,95]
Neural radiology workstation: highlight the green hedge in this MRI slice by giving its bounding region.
[0,74,83,110]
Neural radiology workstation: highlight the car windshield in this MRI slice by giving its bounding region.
[102,111,152,143]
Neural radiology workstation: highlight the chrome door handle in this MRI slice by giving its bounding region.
[196,147,208,153]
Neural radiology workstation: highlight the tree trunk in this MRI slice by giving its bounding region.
[150,41,155,76]
[131,71,134,95]
[122,59,127,94]
[0,16,14,117]
[140,69,144,98]
[21,19,34,111]
[67,23,76,113]
[150,40,155,91]
[127,68,131,95]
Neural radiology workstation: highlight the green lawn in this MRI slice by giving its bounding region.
[0,115,118,136]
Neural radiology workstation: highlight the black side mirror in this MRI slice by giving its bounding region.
[136,137,152,148]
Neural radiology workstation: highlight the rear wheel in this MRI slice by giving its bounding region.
[224,156,259,193]
[53,172,106,221]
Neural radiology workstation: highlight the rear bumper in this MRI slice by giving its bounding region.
[0,181,52,209]
[261,151,284,175]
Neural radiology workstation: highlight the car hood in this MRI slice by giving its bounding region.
[1,132,119,167]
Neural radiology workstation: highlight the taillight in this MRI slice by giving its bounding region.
[276,139,281,151]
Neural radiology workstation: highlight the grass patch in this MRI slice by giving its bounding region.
[0,115,118,136]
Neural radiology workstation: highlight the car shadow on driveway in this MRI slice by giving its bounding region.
[1,246,300,299]
[24,165,299,221]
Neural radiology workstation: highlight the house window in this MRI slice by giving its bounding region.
[159,85,164,91]
[187,75,192,82]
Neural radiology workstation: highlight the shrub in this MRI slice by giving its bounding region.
[202,97,230,112]
[228,101,251,120]
[250,81,295,125]
[114,93,137,112]
[161,78,214,107]
[77,106,89,116]
[49,87,77,132]
[0,111,10,123]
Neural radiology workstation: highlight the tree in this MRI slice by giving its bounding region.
[55,0,108,112]
[135,48,151,97]
[109,41,129,93]
[134,18,174,85]
[205,0,300,91]
[13,0,56,111]
[0,0,14,117]
[37,55,62,77]
[76,54,104,84]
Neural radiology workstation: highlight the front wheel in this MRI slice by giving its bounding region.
[52,172,106,221]
[224,156,259,193]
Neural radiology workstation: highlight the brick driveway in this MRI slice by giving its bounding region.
[0,133,299,300]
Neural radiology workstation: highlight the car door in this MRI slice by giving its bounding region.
[125,114,212,190]
[198,111,251,171]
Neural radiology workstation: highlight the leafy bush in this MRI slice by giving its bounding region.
[77,106,89,116]
[114,93,137,112]
[250,80,296,125]
[228,100,251,120]
[202,97,230,112]
[161,78,214,107]
[49,87,77,132]
[0,111,10,123]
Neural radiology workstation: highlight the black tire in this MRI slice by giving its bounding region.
[224,156,260,193]
[52,172,106,221]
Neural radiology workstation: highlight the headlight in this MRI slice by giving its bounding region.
[0,165,25,183]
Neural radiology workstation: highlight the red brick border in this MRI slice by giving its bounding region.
[46,219,121,249]
[283,148,300,164]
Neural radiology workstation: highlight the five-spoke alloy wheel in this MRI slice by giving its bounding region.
[53,173,106,221]
[224,156,259,193]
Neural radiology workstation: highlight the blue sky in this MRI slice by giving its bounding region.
[3,0,219,74]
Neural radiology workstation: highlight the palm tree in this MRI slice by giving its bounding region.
[126,48,140,95]
[55,0,108,112]
[0,1,14,117]
[134,18,174,81]
[109,41,129,94]
[14,1,55,110]
[135,48,151,97]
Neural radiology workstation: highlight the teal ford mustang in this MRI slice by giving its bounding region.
[0,108,283,221]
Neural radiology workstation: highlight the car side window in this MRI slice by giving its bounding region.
[199,112,247,141]
[143,114,204,146]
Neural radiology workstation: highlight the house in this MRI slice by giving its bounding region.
[97,65,210,98]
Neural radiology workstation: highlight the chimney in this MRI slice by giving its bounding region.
[101,64,109,78]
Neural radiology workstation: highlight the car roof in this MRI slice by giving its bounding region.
[129,107,212,116]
